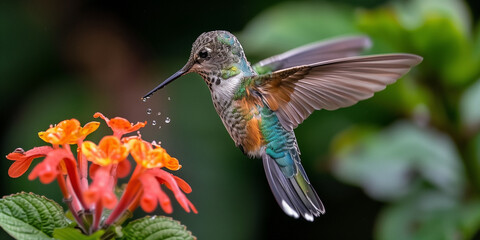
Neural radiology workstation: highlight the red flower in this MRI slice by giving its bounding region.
[104,139,196,225]
[28,149,73,184]
[6,146,52,178]
[137,169,197,214]
[84,166,118,209]
[94,112,146,138]
[6,113,196,233]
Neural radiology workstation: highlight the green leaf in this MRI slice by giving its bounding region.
[410,16,476,86]
[393,0,471,34]
[122,216,195,240]
[332,121,465,201]
[460,78,480,130]
[239,2,359,58]
[458,199,480,239]
[376,190,466,240]
[53,227,104,240]
[357,0,479,86]
[356,8,410,53]
[0,192,69,239]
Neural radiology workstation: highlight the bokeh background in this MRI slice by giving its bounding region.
[2,0,480,239]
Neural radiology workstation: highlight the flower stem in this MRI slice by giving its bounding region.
[64,157,88,210]
[104,166,143,226]
[77,140,89,190]
[56,174,70,199]
[91,200,103,233]
[64,197,87,233]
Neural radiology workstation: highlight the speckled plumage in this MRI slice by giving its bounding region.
[144,30,423,221]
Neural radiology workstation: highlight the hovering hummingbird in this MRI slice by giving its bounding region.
[143,30,422,221]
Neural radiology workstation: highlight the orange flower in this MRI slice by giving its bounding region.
[6,146,52,178]
[38,119,99,145]
[7,113,196,232]
[94,112,146,138]
[128,138,181,170]
[82,136,129,166]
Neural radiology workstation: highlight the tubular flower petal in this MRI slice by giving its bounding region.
[6,146,53,178]
[94,112,146,137]
[148,168,197,214]
[116,159,132,178]
[28,149,73,184]
[128,139,181,170]
[84,166,118,209]
[38,119,99,145]
[139,174,172,213]
[82,136,128,166]
[173,176,192,194]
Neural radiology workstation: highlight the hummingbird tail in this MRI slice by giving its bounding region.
[262,153,325,221]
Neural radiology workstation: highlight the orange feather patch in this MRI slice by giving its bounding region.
[242,117,263,153]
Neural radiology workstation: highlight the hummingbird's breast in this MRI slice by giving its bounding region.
[209,74,265,158]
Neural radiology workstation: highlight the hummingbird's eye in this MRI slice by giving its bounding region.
[198,50,209,59]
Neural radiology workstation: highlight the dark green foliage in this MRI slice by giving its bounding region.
[122,216,195,240]
[0,192,69,239]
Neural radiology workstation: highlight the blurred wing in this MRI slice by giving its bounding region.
[252,36,372,75]
[253,54,423,131]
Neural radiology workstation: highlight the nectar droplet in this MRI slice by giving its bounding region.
[152,120,156,126]
[167,97,171,101]
[146,108,152,114]
[142,98,147,102]
[165,117,171,124]
[157,112,161,116]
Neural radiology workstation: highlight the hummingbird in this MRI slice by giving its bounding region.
[143,30,422,221]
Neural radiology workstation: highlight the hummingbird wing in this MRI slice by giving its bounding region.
[252,54,423,131]
[252,36,371,75]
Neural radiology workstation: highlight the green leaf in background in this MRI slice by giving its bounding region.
[122,216,195,240]
[239,2,359,58]
[460,78,480,131]
[356,7,409,53]
[0,192,69,239]
[53,227,104,240]
[332,121,465,201]
[393,0,471,34]
[358,0,479,86]
[410,15,476,86]
[376,190,480,240]
[458,199,480,239]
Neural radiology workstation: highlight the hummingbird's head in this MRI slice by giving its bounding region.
[187,30,245,75]
[143,30,252,99]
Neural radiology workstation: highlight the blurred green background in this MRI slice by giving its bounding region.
[2,0,480,239]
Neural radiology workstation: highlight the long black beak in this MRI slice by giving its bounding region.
[142,65,190,99]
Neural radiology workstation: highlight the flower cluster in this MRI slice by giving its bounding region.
[6,113,196,234]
